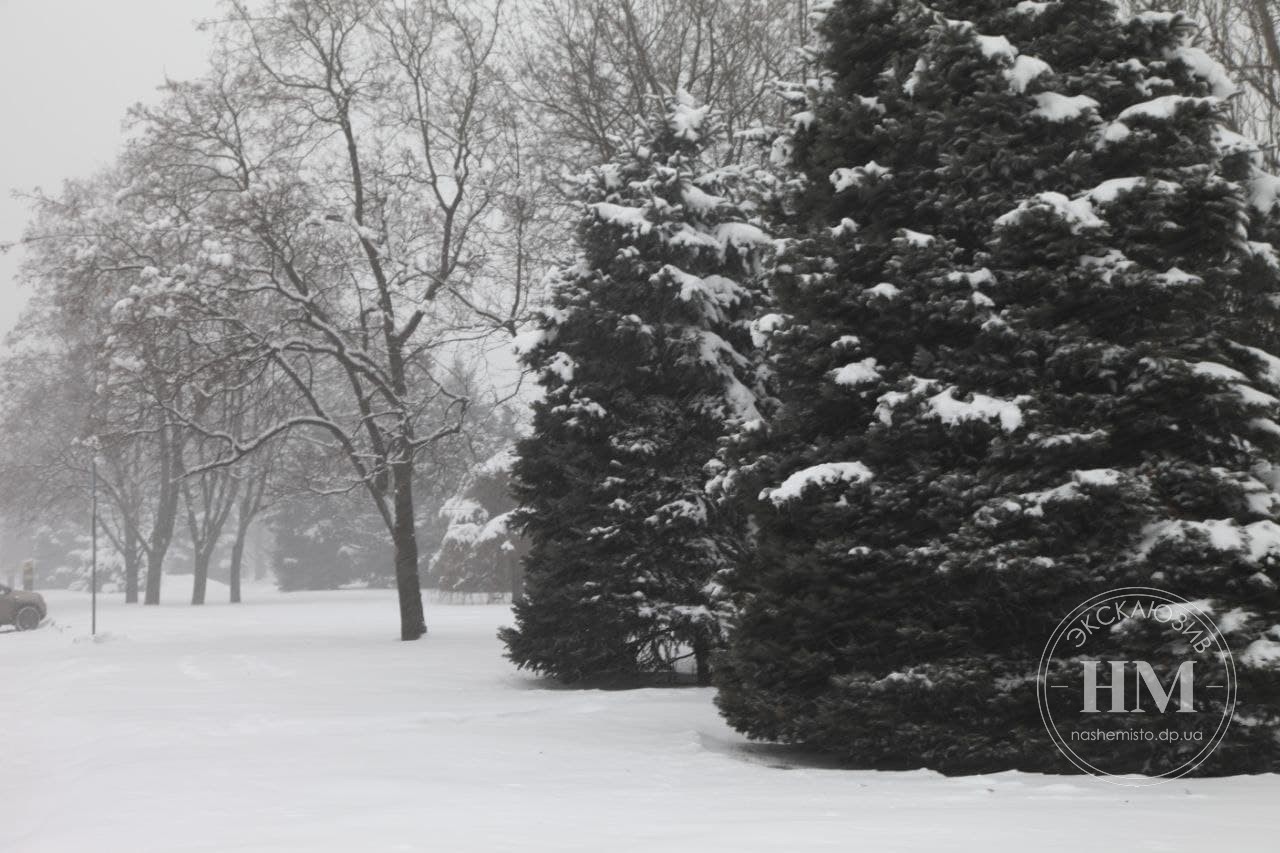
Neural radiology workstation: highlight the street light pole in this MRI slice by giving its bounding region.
[85,345,102,636]
[91,454,98,636]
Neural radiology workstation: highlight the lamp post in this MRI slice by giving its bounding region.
[91,454,98,636]
[82,433,101,637]
[85,337,102,635]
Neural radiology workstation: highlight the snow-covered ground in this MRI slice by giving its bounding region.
[3,585,1277,852]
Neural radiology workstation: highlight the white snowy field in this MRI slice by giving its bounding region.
[2,586,1277,853]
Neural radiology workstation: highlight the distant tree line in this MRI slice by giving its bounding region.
[0,0,807,636]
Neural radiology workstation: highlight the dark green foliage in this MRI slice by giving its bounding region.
[716,0,1280,775]
[501,96,771,684]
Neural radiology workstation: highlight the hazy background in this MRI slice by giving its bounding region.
[0,0,219,338]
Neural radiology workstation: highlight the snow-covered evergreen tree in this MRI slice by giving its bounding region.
[429,448,528,598]
[716,0,1280,774]
[500,93,773,684]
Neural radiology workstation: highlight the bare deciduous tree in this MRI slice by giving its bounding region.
[110,0,530,638]
[1127,0,1280,163]
[12,172,195,605]
[511,0,806,172]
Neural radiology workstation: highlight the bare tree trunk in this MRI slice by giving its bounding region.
[253,527,268,582]
[229,516,251,604]
[1253,0,1280,79]
[143,548,164,605]
[124,529,141,604]
[125,562,139,603]
[694,632,712,687]
[144,421,182,605]
[191,549,210,605]
[392,458,426,640]
[229,463,269,604]
[98,479,147,604]
[143,523,177,605]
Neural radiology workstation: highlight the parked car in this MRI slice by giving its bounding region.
[0,584,46,631]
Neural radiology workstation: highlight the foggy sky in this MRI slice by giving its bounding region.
[0,0,219,339]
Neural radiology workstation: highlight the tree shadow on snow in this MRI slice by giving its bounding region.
[695,729,850,770]
[502,670,715,692]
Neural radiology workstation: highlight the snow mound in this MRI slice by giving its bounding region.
[1030,92,1099,122]
[764,462,874,506]
[591,202,651,233]
[1086,177,1179,204]
[1140,518,1280,563]
[668,89,711,142]
[1240,637,1280,669]
[1118,95,1216,122]
[974,34,1016,62]
[1014,0,1054,14]
[831,358,881,388]
[1006,55,1052,94]
[830,162,892,192]
[544,352,577,383]
[1250,172,1280,214]
[995,192,1103,233]
[1167,45,1238,98]
[925,387,1027,433]
[750,313,787,347]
